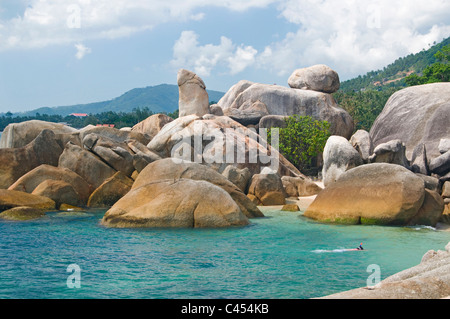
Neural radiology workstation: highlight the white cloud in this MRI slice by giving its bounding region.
[171,30,258,77]
[0,0,277,51]
[74,43,91,59]
[257,0,450,80]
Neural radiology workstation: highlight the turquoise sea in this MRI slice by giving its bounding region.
[0,207,449,299]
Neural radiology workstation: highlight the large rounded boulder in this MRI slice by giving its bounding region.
[370,83,450,161]
[288,64,340,93]
[132,158,263,218]
[304,163,432,226]
[101,179,249,228]
[217,82,354,138]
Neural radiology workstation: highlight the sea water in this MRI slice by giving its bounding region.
[0,207,449,299]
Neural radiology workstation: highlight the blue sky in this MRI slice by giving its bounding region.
[0,0,449,113]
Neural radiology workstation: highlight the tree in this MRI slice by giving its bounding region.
[405,44,450,86]
[269,115,331,175]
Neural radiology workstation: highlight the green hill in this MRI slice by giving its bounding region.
[17,84,225,117]
[340,36,450,92]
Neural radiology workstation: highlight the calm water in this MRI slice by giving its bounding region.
[0,207,449,299]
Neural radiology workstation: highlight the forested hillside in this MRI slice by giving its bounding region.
[335,37,450,133]
[340,37,450,92]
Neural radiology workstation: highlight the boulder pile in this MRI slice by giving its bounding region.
[305,82,450,227]
[212,64,354,139]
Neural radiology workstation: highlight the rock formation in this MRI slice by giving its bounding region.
[101,178,249,228]
[217,82,354,138]
[177,69,210,117]
[370,83,450,161]
[322,136,363,187]
[322,242,450,299]
[304,163,441,226]
[288,64,340,93]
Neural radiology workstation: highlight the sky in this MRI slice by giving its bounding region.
[0,0,449,113]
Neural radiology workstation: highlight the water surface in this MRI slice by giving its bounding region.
[0,208,449,299]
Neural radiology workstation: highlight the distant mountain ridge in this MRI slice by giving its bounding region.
[16,84,225,117]
[340,36,450,92]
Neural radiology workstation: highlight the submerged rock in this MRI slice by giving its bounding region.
[0,206,47,221]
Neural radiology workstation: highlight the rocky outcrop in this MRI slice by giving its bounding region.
[439,139,450,154]
[82,133,135,177]
[322,136,363,187]
[58,142,116,191]
[221,166,252,193]
[31,180,82,209]
[101,179,249,228]
[8,164,91,206]
[0,189,55,212]
[350,130,372,163]
[322,242,450,299]
[304,163,441,226]
[429,150,450,176]
[217,82,353,138]
[407,189,444,227]
[258,115,288,130]
[369,139,410,169]
[410,143,429,175]
[288,64,340,93]
[146,115,302,178]
[0,130,63,189]
[248,172,287,206]
[132,158,263,218]
[177,69,210,117]
[223,100,269,126]
[281,176,323,197]
[79,125,151,146]
[131,114,174,141]
[87,171,133,208]
[0,120,77,149]
[370,83,450,161]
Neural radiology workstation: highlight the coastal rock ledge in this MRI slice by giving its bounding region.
[321,242,450,299]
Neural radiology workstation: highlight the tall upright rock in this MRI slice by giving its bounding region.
[177,69,210,117]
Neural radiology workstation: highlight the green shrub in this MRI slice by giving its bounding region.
[268,115,331,175]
